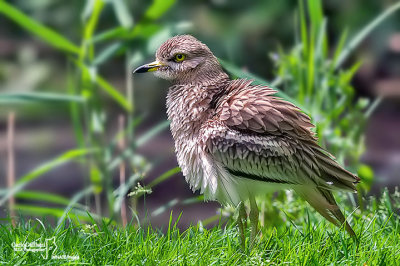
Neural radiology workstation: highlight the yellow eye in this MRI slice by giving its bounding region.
[174,54,186,62]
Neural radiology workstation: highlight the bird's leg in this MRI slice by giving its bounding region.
[237,201,247,250]
[249,196,259,247]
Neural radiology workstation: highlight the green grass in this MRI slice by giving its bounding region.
[1,190,399,265]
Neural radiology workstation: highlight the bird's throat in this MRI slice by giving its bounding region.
[166,83,213,140]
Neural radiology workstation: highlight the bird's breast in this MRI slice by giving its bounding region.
[166,84,220,197]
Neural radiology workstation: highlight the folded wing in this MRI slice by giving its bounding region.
[201,79,359,235]
[205,79,359,191]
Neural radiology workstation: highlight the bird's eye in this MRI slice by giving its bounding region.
[174,54,186,62]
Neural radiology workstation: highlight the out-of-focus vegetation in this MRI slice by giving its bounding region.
[0,0,400,229]
[271,1,400,193]
[0,0,186,225]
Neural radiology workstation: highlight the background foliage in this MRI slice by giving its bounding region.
[0,0,399,233]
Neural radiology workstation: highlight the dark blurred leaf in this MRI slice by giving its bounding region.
[83,0,104,40]
[358,164,374,185]
[96,74,132,111]
[13,205,70,220]
[90,166,103,194]
[0,1,79,54]
[14,204,111,225]
[93,42,124,66]
[0,92,85,104]
[136,120,170,147]
[333,28,348,67]
[0,148,98,207]
[129,23,162,39]
[182,195,204,205]
[90,27,128,43]
[113,173,142,213]
[365,97,383,118]
[356,98,370,109]
[112,0,134,28]
[147,167,181,188]
[145,0,176,20]
[16,190,80,207]
[383,188,394,215]
[201,214,223,227]
[335,1,400,68]
[74,61,133,111]
[298,0,308,55]
[107,150,149,172]
[91,22,161,42]
[82,0,95,22]
[57,186,95,228]
[307,0,323,31]
[152,198,178,217]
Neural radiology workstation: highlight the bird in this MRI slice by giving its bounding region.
[133,35,360,246]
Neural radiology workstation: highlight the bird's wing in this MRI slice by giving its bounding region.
[204,79,359,191]
[202,79,359,235]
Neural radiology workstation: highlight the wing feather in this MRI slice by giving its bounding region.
[205,79,359,191]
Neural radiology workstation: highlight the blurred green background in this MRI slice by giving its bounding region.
[0,0,399,228]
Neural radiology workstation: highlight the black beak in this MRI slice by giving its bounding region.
[133,60,165,74]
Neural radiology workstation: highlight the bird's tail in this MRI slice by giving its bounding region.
[312,146,360,192]
[294,186,356,237]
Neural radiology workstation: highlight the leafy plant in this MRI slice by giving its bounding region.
[0,0,183,225]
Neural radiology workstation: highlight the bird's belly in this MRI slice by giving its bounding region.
[176,142,294,206]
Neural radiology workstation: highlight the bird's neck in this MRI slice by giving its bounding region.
[174,60,229,85]
[166,77,228,141]
[165,77,229,195]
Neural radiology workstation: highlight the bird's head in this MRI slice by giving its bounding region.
[133,35,225,84]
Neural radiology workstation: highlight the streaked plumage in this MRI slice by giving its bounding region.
[134,35,360,241]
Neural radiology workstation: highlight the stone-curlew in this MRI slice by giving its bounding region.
[133,35,359,247]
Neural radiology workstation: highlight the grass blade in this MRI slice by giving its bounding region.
[147,167,181,188]
[95,74,132,111]
[75,61,132,111]
[0,92,85,104]
[15,190,82,208]
[82,0,105,41]
[365,96,383,118]
[0,148,98,207]
[152,199,179,217]
[333,28,348,67]
[299,0,308,57]
[56,186,94,228]
[145,0,176,20]
[113,173,142,213]
[89,27,128,44]
[0,1,79,54]
[93,42,124,66]
[14,204,111,225]
[335,1,400,68]
[136,120,170,147]
[112,0,134,28]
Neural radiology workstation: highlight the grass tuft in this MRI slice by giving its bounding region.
[1,190,399,265]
